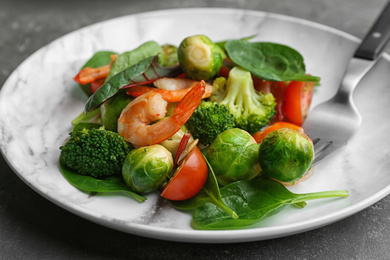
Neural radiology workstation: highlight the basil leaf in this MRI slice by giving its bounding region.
[225,40,320,82]
[193,178,348,229]
[170,156,238,219]
[105,41,162,81]
[59,157,146,203]
[84,55,181,112]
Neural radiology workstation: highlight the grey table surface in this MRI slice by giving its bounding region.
[1,0,390,259]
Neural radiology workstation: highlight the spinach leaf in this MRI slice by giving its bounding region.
[84,55,181,112]
[81,50,117,69]
[170,156,238,219]
[215,35,256,51]
[105,41,162,81]
[193,178,348,229]
[59,157,146,203]
[225,40,320,82]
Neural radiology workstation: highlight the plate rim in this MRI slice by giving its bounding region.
[1,7,390,243]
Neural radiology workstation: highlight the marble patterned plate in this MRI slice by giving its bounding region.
[1,8,390,243]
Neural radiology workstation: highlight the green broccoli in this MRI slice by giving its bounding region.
[210,66,276,134]
[60,126,132,178]
[209,76,227,102]
[186,101,235,145]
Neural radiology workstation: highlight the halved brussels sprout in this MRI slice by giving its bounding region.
[204,128,261,186]
[160,44,179,67]
[258,128,314,183]
[178,35,223,80]
[122,144,173,193]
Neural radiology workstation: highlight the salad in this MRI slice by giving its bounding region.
[59,35,348,230]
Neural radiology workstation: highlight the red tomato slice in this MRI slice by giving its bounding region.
[161,147,208,201]
[301,81,315,118]
[285,81,304,125]
[284,81,315,125]
[252,122,303,143]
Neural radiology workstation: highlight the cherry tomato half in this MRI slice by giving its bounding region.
[252,122,303,143]
[284,81,315,125]
[160,146,208,201]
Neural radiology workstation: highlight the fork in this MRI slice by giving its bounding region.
[302,1,390,166]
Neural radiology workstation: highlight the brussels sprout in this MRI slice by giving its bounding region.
[122,144,173,193]
[160,44,179,67]
[178,35,223,80]
[101,90,133,132]
[205,128,261,186]
[258,128,314,183]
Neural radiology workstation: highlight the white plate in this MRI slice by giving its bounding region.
[1,8,390,243]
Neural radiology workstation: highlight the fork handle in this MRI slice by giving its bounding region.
[354,0,390,60]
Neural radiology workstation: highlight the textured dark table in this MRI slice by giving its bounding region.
[1,0,390,259]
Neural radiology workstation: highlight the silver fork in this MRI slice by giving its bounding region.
[302,1,390,166]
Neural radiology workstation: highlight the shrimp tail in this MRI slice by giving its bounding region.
[74,54,117,85]
[127,80,212,103]
[127,87,185,102]
[126,86,155,97]
[172,80,206,126]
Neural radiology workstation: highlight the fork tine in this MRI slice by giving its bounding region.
[312,139,334,166]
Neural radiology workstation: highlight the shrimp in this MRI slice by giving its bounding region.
[154,78,204,90]
[73,54,118,84]
[118,80,206,147]
[126,78,212,102]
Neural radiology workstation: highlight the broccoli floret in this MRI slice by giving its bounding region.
[209,76,227,103]
[60,127,132,178]
[211,66,276,134]
[186,101,235,145]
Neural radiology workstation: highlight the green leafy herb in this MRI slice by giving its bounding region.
[193,178,348,229]
[170,156,238,219]
[225,40,320,82]
[105,41,162,81]
[59,157,146,203]
[84,55,181,112]
[215,35,256,51]
[81,51,117,69]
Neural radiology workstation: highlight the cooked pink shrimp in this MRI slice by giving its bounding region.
[126,78,212,102]
[118,80,206,147]
[153,78,204,90]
